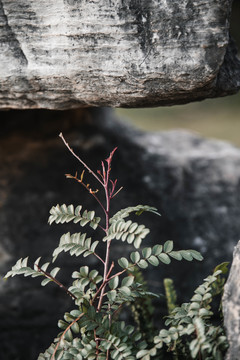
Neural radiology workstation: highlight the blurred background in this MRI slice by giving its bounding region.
[117,91,240,146]
[117,0,240,146]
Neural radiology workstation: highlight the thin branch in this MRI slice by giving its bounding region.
[107,262,115,278]
[92,280,106,305]
[92,262,115,306]
[95,338,110,360]
[65,172,107,217]
[111,186,123,199]
[93,252,105,265]
[97,252,113,311]
[35,264,77,300]
[101,161,106,183]
[59,133,104,186]
[107,263,136,282]
[96,151,115,312]
[51,313,84,360]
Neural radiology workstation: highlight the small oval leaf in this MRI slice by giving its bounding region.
[158,253,171,264]
[164,240,174,253]
[118,257,129,269]
[109,276,119,290]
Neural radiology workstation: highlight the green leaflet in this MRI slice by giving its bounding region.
[137,270,228,359]
[48,204,101,230]
[105,205,160,248]
[69,267,102,302]
[52,232,99,262]
[103,219,150,249]
[4,257,60,288]
[110,205,160,223]
[127,242,203,269]
[37,337,95,360]
[109,276,119,290]
[118,257,129,269]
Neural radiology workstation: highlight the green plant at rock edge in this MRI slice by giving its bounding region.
[5,133,204,360]
[137,263,229,360]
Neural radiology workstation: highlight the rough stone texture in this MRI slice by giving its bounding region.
[0,0,239,109]
[223,240,240,360]
[1,108,240,359]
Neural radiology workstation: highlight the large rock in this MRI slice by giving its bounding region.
[1,108,240,359]
[223,240,240,360]
[0,0,239,109]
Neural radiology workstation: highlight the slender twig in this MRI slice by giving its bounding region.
[51,313,84,360]
[97,241,111,309]
[35,264,77,300]
[93,252,105,265]
[97,153,113,311]
[65,172,107,217]
[92,262,114,306]
[60,136,120,359]
[107,262,115,278]
[111,186,123,199]
[97,185,112,310]
[59,133,104,186]
[95,149,120,359]
[107,263,136,282]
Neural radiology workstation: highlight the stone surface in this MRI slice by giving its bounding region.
[223,240,240,360]
[0,0,239,109]
[1,108,240,359]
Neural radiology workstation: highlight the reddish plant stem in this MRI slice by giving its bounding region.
[111,186,123,199]
[51,313,83,360]
[35,264,77,300]
[97,163,112,311]
[65,173,107,217]
[92,262,114,360]
[92,262,114,305]
[60,135,119,359]
[93,252,105,265]
[59,133,104,186]
[96,166,112,360]
[107,263,136,282]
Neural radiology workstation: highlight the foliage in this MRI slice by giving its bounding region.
[5,133,227,360]
[137,264,229,360]
[127,265,156,345]
[164,278,178,315]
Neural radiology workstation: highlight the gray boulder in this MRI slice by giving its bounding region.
[0,0,239,109]
[223,240,240,360]
[1,108,240,359]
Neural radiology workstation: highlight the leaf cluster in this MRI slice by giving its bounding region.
[4,257,61,287]
[49,204,101,230]
[118,241,203,270]
[137,270,229,360]
[4,201,204,359]
[5,144,224,360]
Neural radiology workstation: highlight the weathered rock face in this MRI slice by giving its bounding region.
[0,0,239,109]
[1,108,240,359]
[223,240,240,360]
